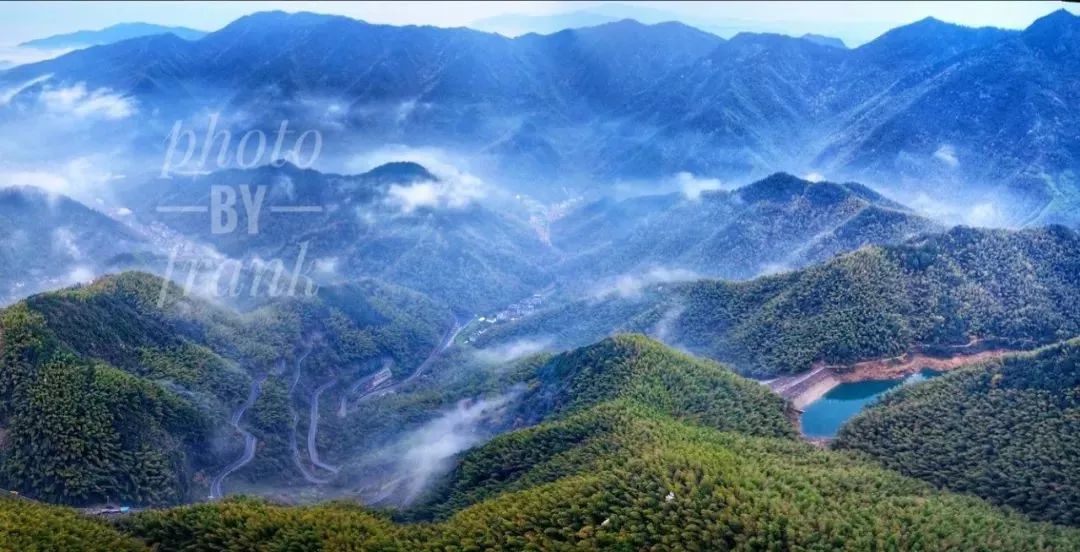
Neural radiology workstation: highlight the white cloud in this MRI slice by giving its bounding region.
[474,338,552,365]
[933,145,958,168]
[387,177,486,213]
[966,202,1002,227]
[908,192,1010,227]
[391,392,516,504]
[52,227,82,260]
[0,47,73,67]
[65,266,95,285]
[0,74,53,106]
[346,145,491,213]
[591,267,700,300]
[40,82,135,119]
[0,156,123,204]
[803,172,825,182]
[672,172,725,200]
[314,257,339,275]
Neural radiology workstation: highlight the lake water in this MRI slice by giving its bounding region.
[800,369,941,438]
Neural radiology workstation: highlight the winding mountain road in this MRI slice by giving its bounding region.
[209,375,265,499]
[307,377,340,474]
[358,317,464,404]
[287,349,332,484]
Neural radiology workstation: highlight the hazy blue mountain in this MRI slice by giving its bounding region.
[598,32,845,179]
[470,2,706,36]
[124,162,555,313]
[552,173,941,284]
[18,22,206,49]
[470,10,620,36]
[818,11,1080,226]
[801,33,846,48]
[2,10,1079,223]
[0,187,149,304]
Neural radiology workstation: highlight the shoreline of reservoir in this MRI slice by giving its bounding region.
[768,347,1015,417]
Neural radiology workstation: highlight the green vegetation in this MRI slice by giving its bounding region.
[675,225,1080,374]
[120,336,1080,550]
[487,225,1080,376]
[0,272,450,505]
[0,495,144,552]
[516,334,795,438]
[835,338,1080,525]
[0,298,207,505]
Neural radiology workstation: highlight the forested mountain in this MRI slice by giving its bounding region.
[112,337,1080,550]
[2,6,1079,550]
[484,225,1080,375]
[836,338,1080,525]
[5,333,1079,550]
[125,162,555,313]
[0,187,149,304]
[509,334,795,436]
[3,10,1079,222]
[0,272,450,505]
[552,172,940,282]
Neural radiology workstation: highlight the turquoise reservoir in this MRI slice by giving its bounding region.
[800,369,941,438]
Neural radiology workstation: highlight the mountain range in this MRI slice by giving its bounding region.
[17,22,207,49]
[2,10,1079,225]
[481,225,1080,375]
[1,7,1078,549]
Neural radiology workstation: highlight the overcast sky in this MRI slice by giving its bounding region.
[0,1,1076,47]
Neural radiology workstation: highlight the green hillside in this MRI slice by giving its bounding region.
[0,495,144,552]
[0,272,449,506]
[514,334,795,438]
[835,338,1080,525]
[119,337,1080,550]
[483,225,1080,375]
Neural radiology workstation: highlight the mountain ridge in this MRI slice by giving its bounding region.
[18,22,207,49]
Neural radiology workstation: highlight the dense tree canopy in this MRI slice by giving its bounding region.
[836,338,1080,525]
[120,337,1080,551]
[0,272,450,505]
[483,225,1080,375]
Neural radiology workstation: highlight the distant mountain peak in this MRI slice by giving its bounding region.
[801,33,847,49]
[1023,8,1080,52]
[18,22,206,49]
[733,172,901,209]
[1036,8,1079,23]
[362,161,437,183]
